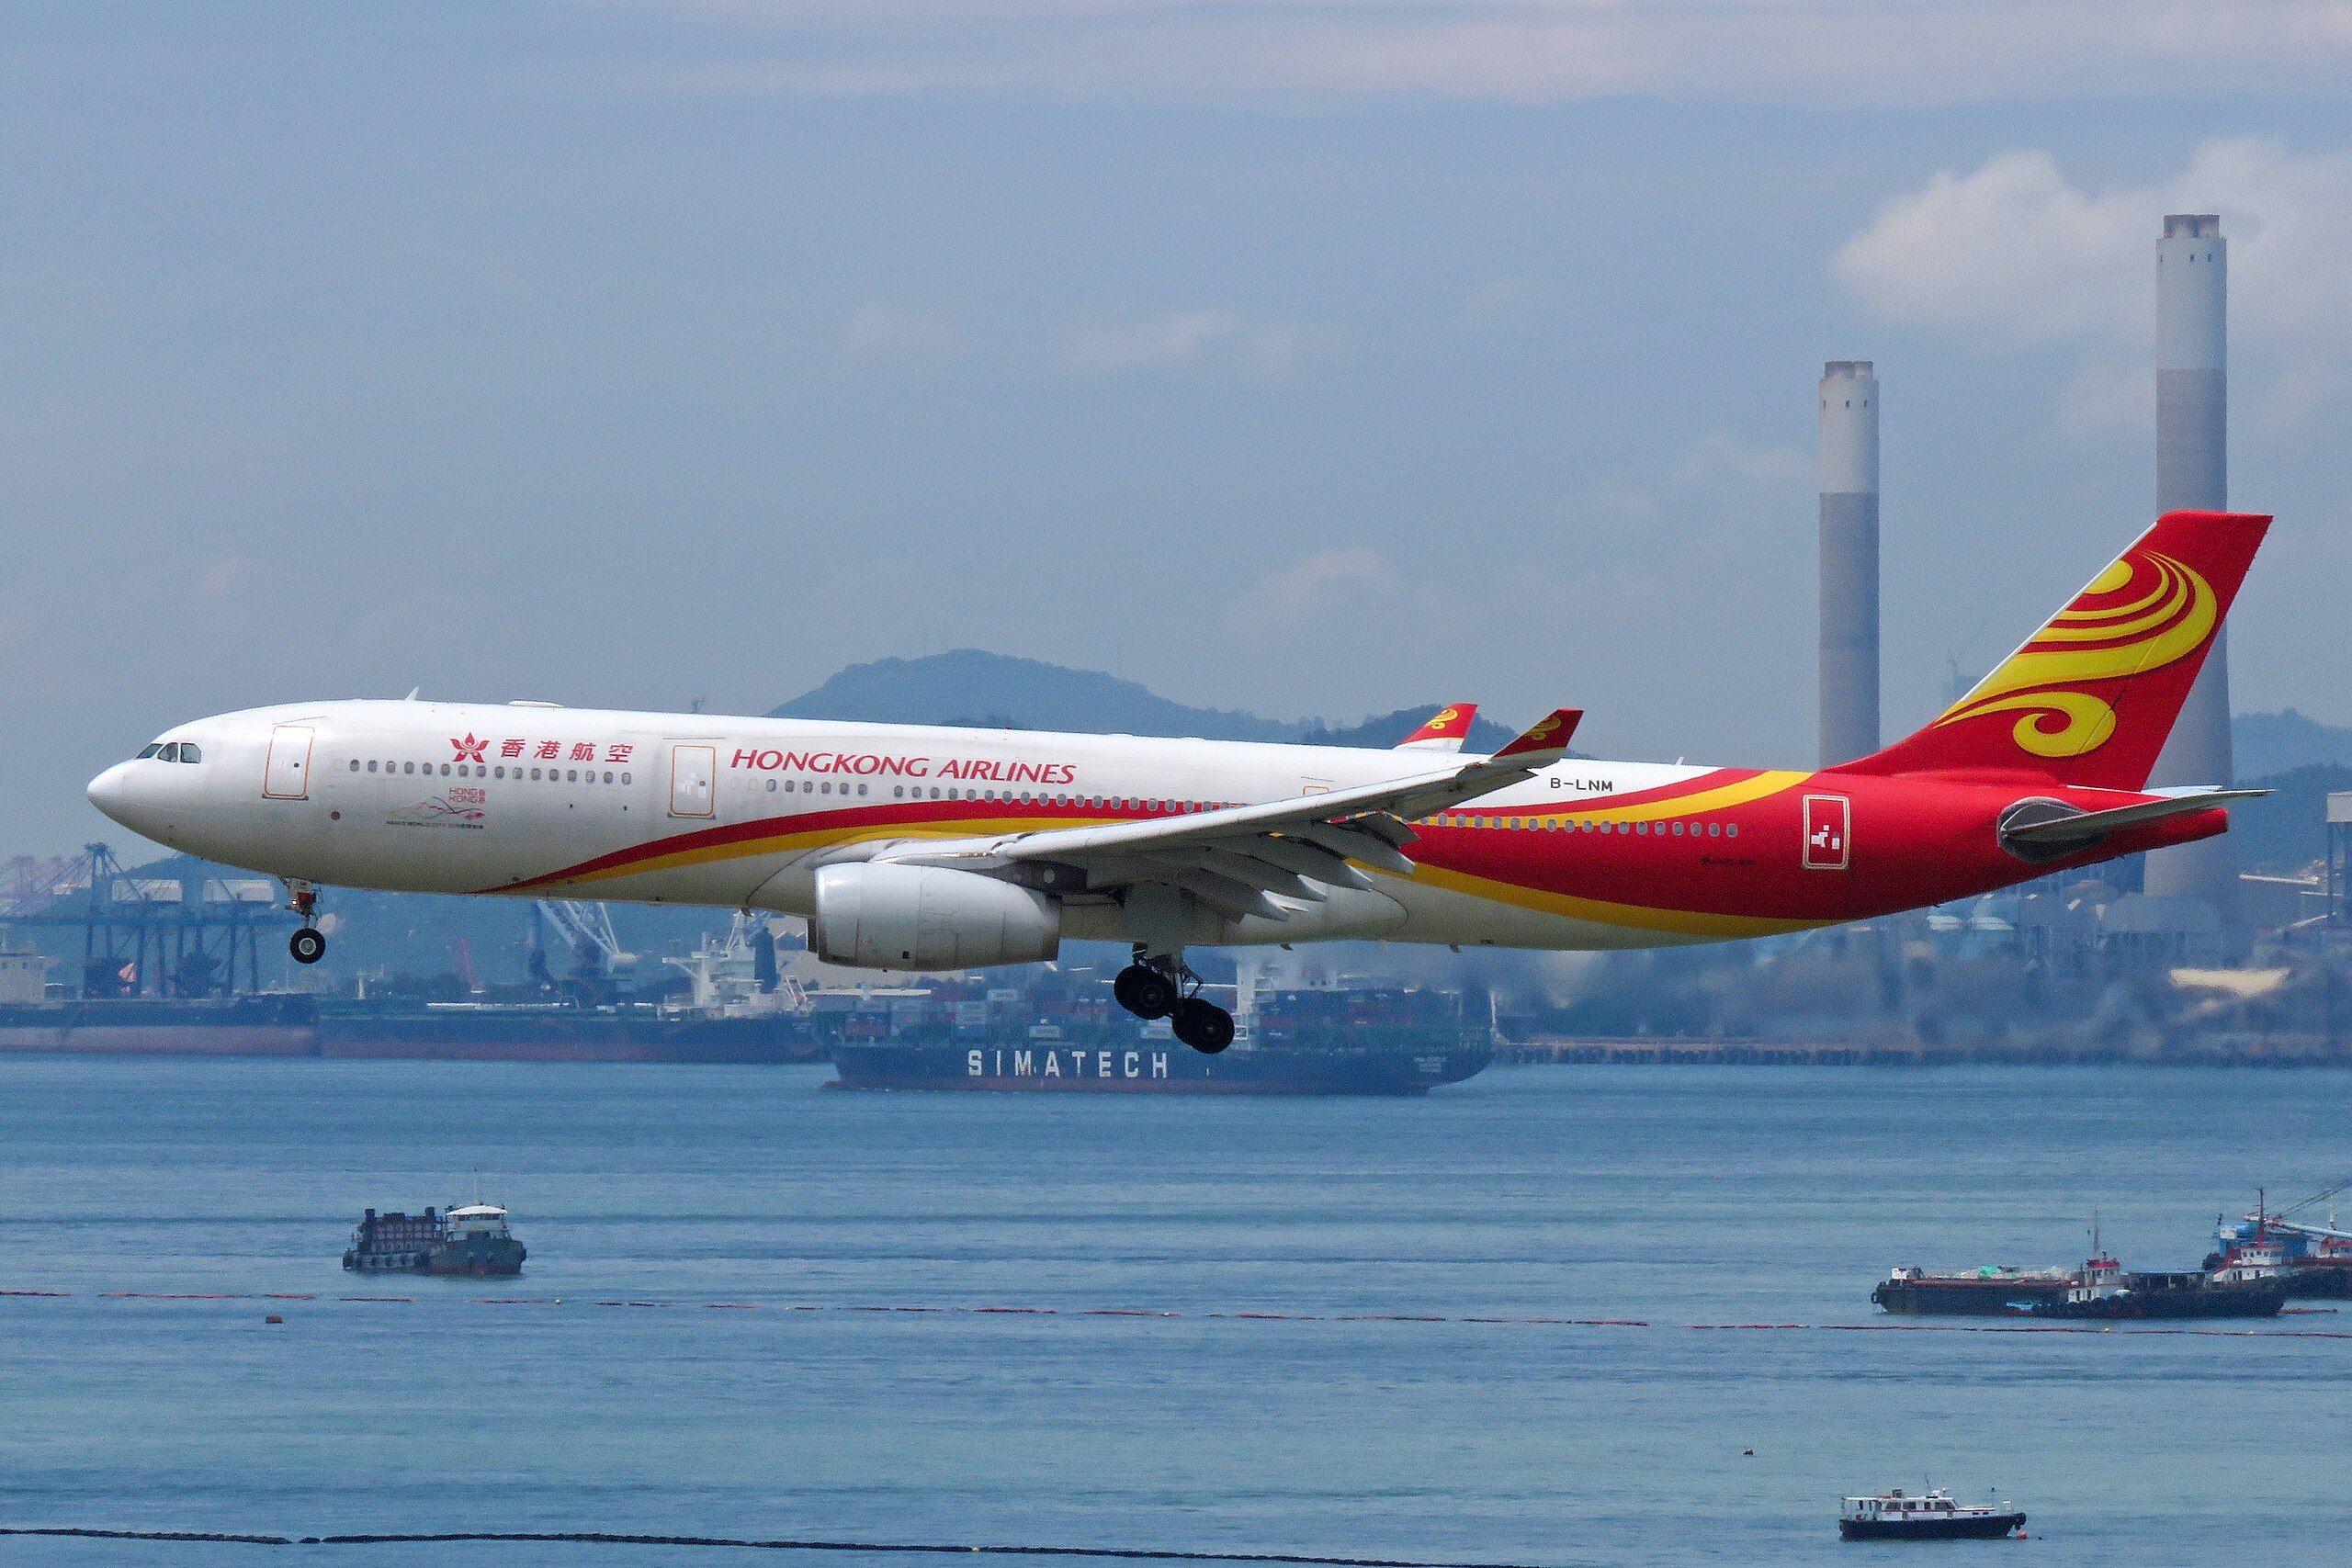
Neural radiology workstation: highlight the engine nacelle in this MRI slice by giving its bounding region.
[808,863,1061,971]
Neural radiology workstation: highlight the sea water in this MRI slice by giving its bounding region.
[0,1057,2346,1566]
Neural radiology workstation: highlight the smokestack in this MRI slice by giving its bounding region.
[2143,214,2239,924]
[1819,359,1880,766]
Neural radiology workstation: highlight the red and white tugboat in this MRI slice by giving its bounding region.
[1838,1488,2025,1541]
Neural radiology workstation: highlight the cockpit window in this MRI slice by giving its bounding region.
[136,744,163,760]
[156,742,179,762]
[177,744,201,763]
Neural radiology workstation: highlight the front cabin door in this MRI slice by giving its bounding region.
[264,725,314,799]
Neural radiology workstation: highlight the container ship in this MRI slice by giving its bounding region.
[832,980,1493,1095]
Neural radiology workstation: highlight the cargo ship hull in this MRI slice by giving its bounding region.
[0,997,318,1058]
[312,1006,829,1064]
[1871,1277,2075,1315]
[832,1040,1491,1095]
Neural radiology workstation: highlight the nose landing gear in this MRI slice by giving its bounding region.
[1113,946,1234,1054]
[284,881,328,965]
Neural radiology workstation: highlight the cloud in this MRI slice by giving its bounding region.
[1838,139,2352,352]
[1594,430,1810,524]
[1836,138,2352,423]
[1230,547,1396,624]
[565,3,2352,107]
[198,555,251,597]
[1056,309,1304,374]
[841,303,966,359]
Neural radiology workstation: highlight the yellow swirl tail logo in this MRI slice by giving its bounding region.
[1931,550,2217,760]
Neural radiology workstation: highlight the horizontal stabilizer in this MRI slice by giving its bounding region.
[2001,789,2265,847]
[1492,708,1582,762]
[1396,704,1477,752]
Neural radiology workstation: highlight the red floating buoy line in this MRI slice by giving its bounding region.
[0,1524,1553,1566]
[3,1288,2348,1340]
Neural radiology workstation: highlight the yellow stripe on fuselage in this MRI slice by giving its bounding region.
[1405,861,1828,941]
[536,814,1094,891]
[1566,769,1808,825]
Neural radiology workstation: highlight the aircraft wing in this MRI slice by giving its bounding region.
[874,709,1580,921]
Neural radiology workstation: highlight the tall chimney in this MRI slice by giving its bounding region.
[1819,359,1880,766]
[2143,214,2238,923]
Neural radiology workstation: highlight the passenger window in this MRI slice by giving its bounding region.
[439,763,450,776]
[603,771,614,784]
[1671,821,1683,836]
[621,773,631,784]
[403,761,415,774]
[566,769,577,782]
[530,768,541,780]
[858,784,868,795]
[1726,823,1739,838]
[350,760,360,772]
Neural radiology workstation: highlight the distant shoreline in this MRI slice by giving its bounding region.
[1498,1037,2352,1068]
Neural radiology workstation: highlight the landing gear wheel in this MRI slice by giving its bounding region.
[1114,964,1177,1021]
[289,928,327,965]
[1171,997,1235,1055]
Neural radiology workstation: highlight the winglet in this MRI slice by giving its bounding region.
[1396,703,1477,751]
[1492,708,1581,761]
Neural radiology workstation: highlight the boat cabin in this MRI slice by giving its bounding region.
[1841,1488,1997,1523]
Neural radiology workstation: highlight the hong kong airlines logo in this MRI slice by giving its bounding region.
[451,733,487,763]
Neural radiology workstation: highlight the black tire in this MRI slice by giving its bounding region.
[1113,964,1177,1021]
[289,928,327,965]
[1171,998,1235,1055]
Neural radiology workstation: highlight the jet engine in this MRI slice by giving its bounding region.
[808,863,1060,970]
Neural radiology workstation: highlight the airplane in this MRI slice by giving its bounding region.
[88,510,2268,1055]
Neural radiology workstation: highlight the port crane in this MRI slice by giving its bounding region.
[2247,1176,2352,1245]
[527,898,636,1000]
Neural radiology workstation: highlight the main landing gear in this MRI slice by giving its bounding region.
[1114,948,1235,1055]
[285,881,328,965]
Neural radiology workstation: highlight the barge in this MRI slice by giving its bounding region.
[344,1203,526,1276]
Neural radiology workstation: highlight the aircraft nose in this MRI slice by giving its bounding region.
[87,761,135,824]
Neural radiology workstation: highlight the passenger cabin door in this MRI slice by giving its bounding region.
[668,743,717,818]
[263,725,315,800]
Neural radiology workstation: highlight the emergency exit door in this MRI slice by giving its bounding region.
[1803,794,1850,870]
[669,744,717,818]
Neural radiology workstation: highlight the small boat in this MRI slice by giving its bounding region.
[1838,1488,2024,1541]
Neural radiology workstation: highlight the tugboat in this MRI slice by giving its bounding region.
[2026,1230,2285,1321]
[1838,1489,2025,1541]
[343,1203,527,1277]
[1876,1218,2286,1320]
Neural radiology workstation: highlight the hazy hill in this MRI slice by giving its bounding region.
[2229,763,2352,875]
[771,649,1517,750]
[2234,710,2352,779]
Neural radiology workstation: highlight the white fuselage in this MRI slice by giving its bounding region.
[86,698,1726,953]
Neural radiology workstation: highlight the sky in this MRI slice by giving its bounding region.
[5,2,2351,855]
